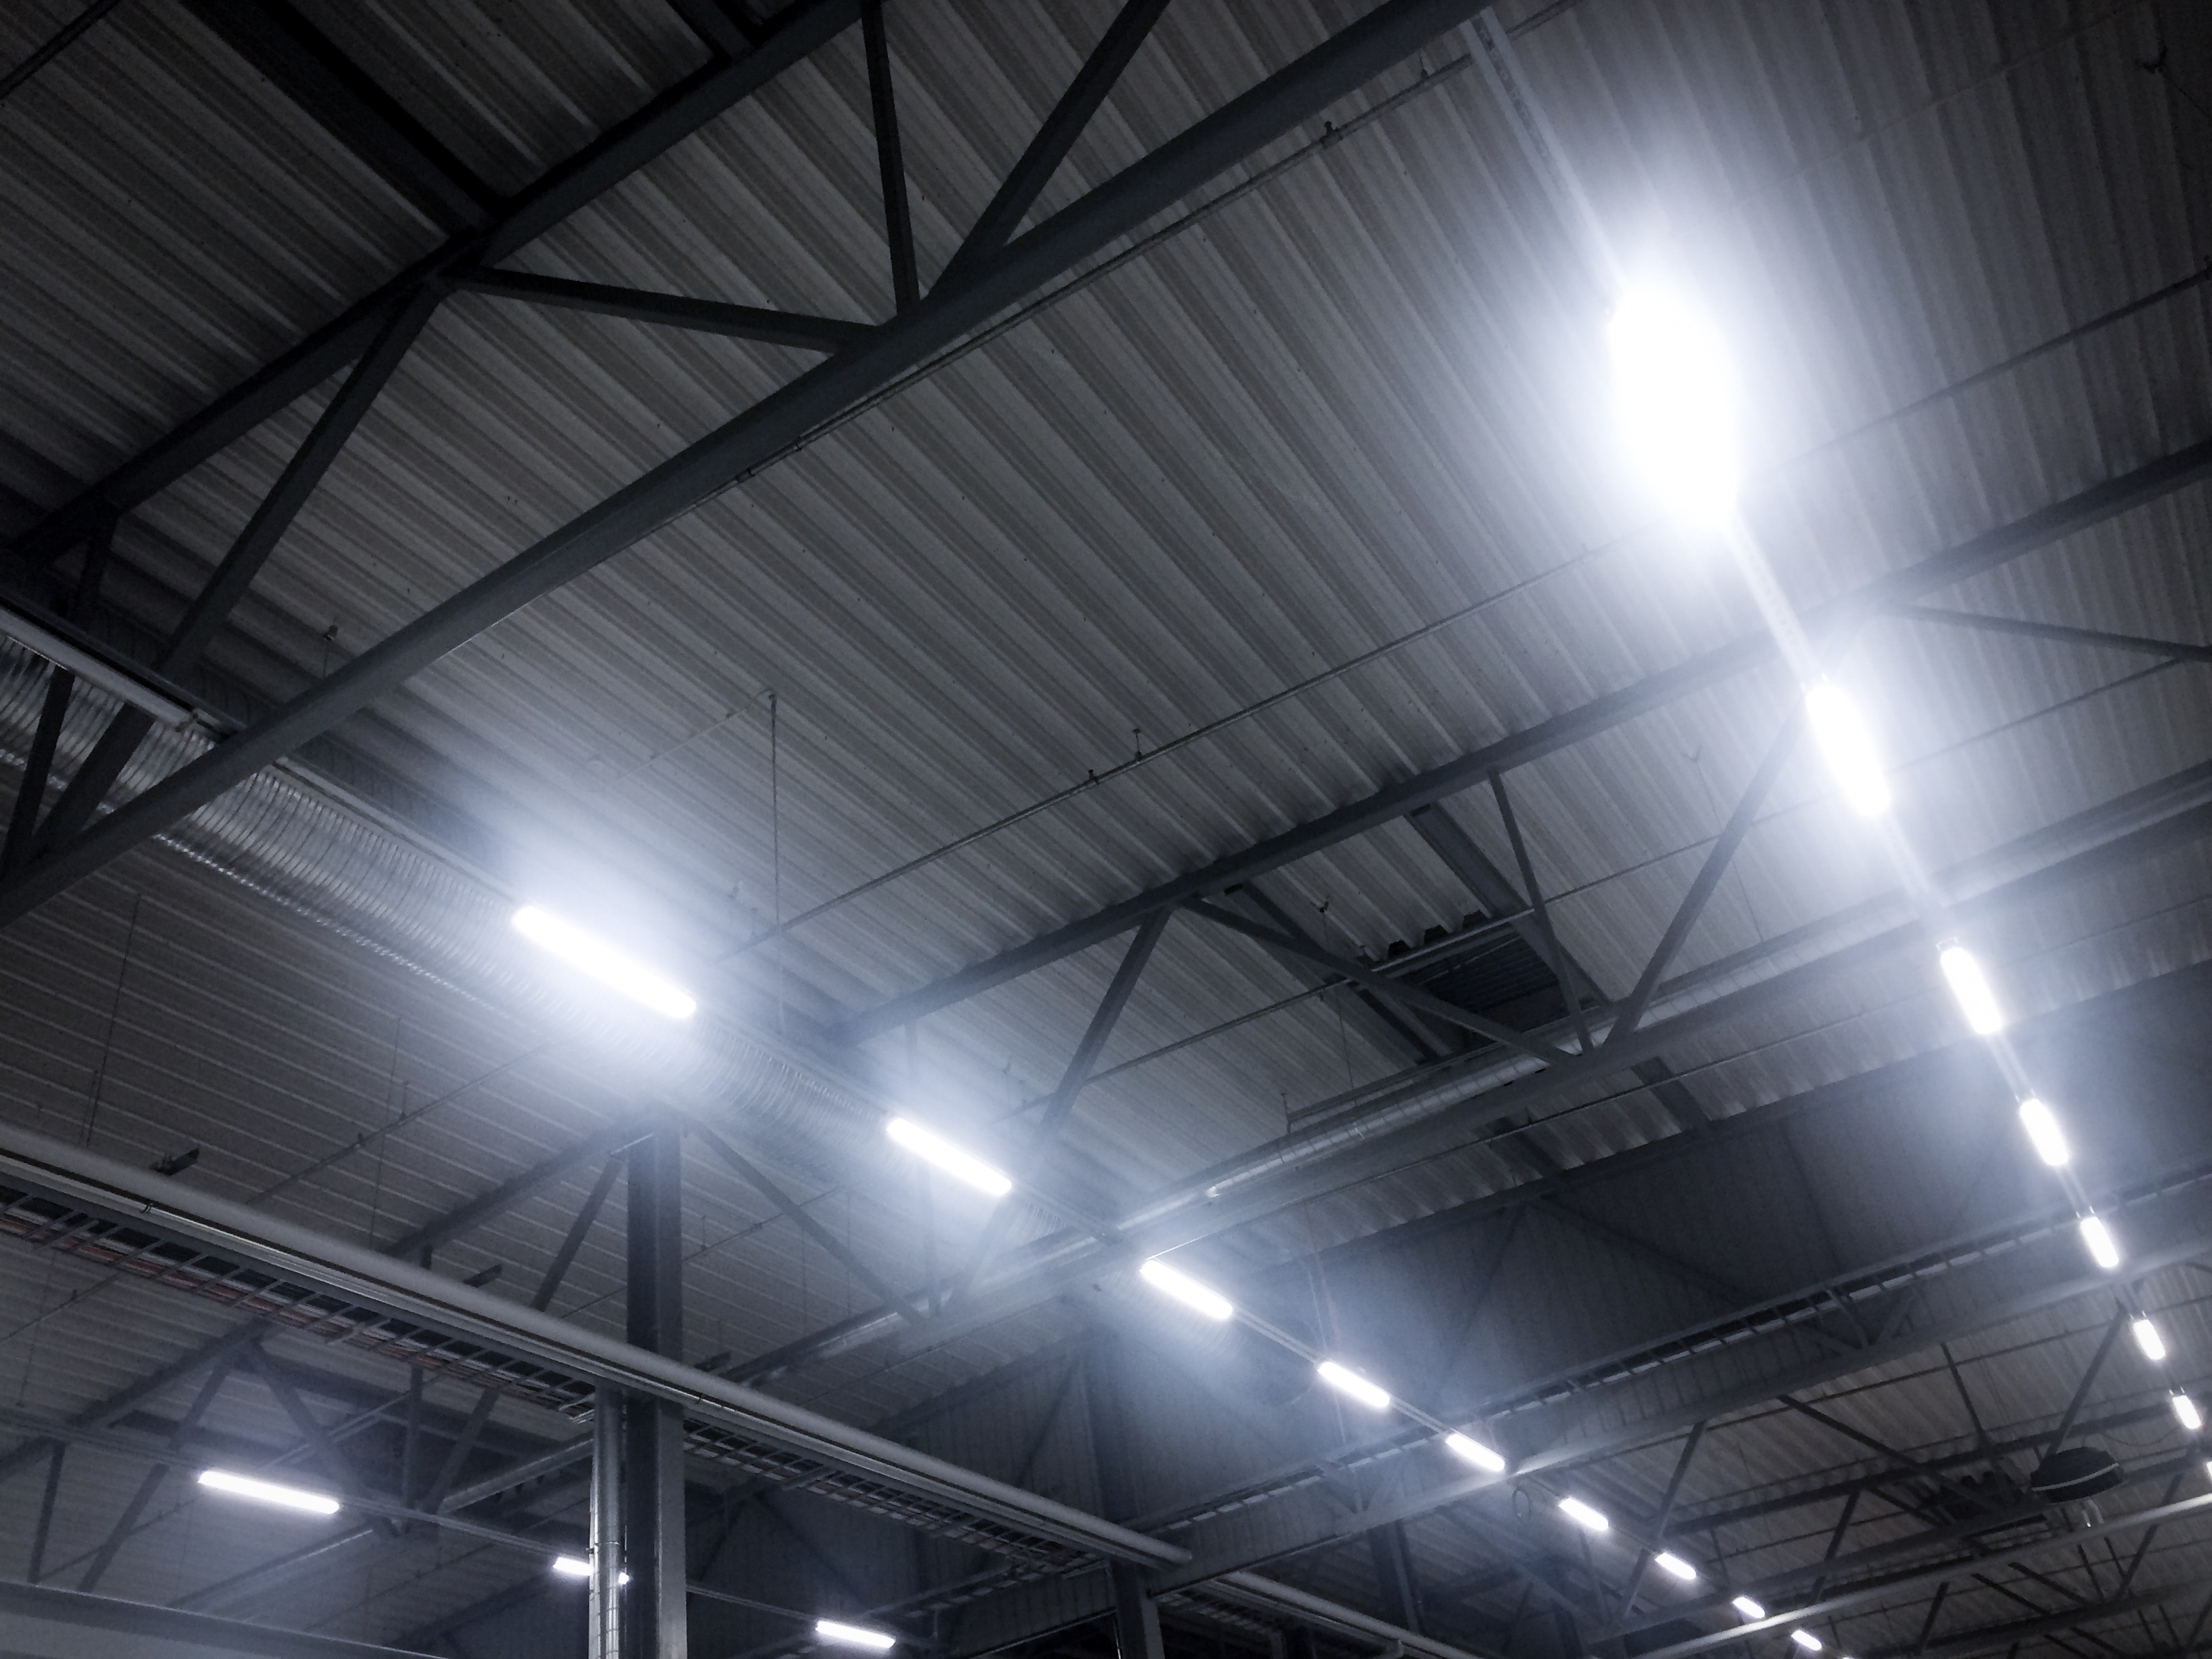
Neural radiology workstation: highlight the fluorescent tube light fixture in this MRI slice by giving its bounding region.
[1937,942,2005,1035]
[885,1118,1011,1197]
[1733,1597,1767,1620]
[197,1469,340,1516]
[1557,1496,1610,1533]
[1805,681,1892,817]
[815,1620,897,1651]
[2081,1214,2122,1271]
[1654,1551,1698,1582]
[2175,1393,2203,1433]
[1607,285,1740,533]
[1791,1633,1823,1652]
[2018,1097,2070,1167]
[1315,1360,1391,1411]
[1139,1258,1233,1321]
[1445,1431,1508,1473]
[511,906,696,1019]
[2135,1318,2168,1363]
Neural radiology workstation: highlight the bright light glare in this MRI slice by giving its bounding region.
[1139,1258,1233,1321]
[511,906,697,1020]
[1733,1597,1767,1620]
[1804,682,1892,817]
[1607,285,1739,533]
[2081,1214,2122,1271]
[1654,1551,1698,1582]
[885,1118,1011,1197]
[815,1620,897,1651]
[2175,1393,2204,1433]
[2135,1317,2169,1363]
[1791,1633,1823,1652]
[1445,1431,1507,1473]
[2018,1098,2070,1168]
[552,1555,592,1578]
[197,1469,340,1516]
[1315,1360,1391,1411]
[1558,1496,1610,1533]
[1938,942,2006,1036]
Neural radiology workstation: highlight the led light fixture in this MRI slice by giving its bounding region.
[816,1620,898,1651]
[1139,1258,1233,1321]
[1733,1597,1767,1620]
[2175,1393,2203,1433]
[1654,1551,1698,1582]
[2017,1097,2070,1168]
[2081,1214,2122,1271]
[1937,942,2005,1036]
[197,1469,340,1516]
[1445,1431,1507,1473]
[2135,1317,2169,1363]
[1557,1496,1610,1533]
[1606,285,1740,533]
[1315,1360,1391,1411]
[885,1118,1011,1197]
[1804,681,1891,817]
[1791,1634,1823,1653]
[512,906,697,1019]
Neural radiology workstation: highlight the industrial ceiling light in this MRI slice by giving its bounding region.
[1139,1258,1234,1321]
[1607,284,1740,533]
[1315,1361,1391,1411]
[1654,1551,1698,1582]
[884,1118,1011,1197]
[2175,1393,2203,1433]
[1733,1597,1767,1620]
[1937,941,2005,1035]
[2135,1317,2169,1363]
[1803,681,1891,817]
[1790,1632,1823,1652]
[2080,1214,2122,1271]
[511,905,697,1019]
[1557,1496,1610,1532]
[815,1620,898,1650]
[1445,1431,1508,1473]
[197,1469,340,1516]
[2017,1097,2070,1167]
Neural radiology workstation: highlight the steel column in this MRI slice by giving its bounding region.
[625,1128,689,1659]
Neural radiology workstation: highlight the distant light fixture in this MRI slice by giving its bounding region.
[1557,1496,1610,1533]
[1445,1431,1508,1473]
[1654,1551,1698,1582]
[1139,1258,1233,1322]
[2018,1097,2070,1167]
[1733,1597,1767,1620]
[197,1469,340,1516]
[2135,1318,2169,1364]
[885,1118,1010,1197]
[1315,1361,1391,1411]
[2175,1393,2203,1433]
[1790,1633,1822,1653]
[2080,1214,2122,1271]
[815,1620,897,1651]
[1607,285,1740,533]
[1804,682,1892,818]
[1937,942,2005,1035]
[512,906,696,1019]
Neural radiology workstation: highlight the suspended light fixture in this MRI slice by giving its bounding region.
[1804,682,1891,817]
[511,905,697,1019]
[1444,1431,1508,1473]
[2017,1097,2070,1167]
[2135,1317,2168,1363]
[1606,285,1741,533]
[1654,1551,1699,1582]
[885,1118,1011,1197]
[1315,1361,1391,1411]
[2080,1214,2122,1271]
[1139,1258,1234,1322]
[1937,942,2005,1036]
[1557,1496,1610,1532]
[197,1469,340,1517]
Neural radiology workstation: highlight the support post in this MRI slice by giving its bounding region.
[624,1129,688,1659]
[592,1383,623,1659]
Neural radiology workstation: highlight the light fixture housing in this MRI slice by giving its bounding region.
[1139,1258,1233,1322]
[1606,285,1740,533]
[815,1620,898,1651]
[2018,1097,2070,1167]
[1315,1360,1391,1411]
[885,1118,1011,1197]
[1804,681,1892,817]
[1791,1633,1822,1652]
[1654,1551,1698,1582]
[1937,942,2005,1035]
[1444,1431,1507,1473]
[1557,1496,1610,1533]
[2135,1317,2168,1363]
[511,905,697,1019]
[197,1469,340,1516]
[2081,1214,2122,1271]
[1733,1597,1767,1620]
[2175,1393,2203,1433]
